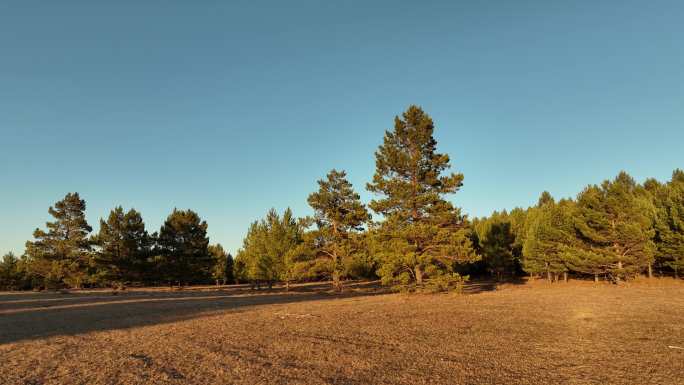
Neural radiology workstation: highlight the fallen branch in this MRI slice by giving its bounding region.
[668,346,684,350]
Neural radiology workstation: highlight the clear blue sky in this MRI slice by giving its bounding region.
[1,1,683,256]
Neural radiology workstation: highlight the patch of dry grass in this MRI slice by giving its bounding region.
[1,279,683,385]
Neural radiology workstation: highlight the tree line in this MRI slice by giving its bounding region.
[1,105,682,291]
[0,200,234,290]
[472,169,684,283]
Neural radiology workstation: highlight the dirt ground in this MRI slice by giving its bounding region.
[0,279,683,385]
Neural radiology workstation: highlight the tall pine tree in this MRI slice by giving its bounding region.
[367,105,477,289]
[571,172,655,282]
[25,192,93,288]
[650,169,684,277]
[523,197,575,282]
[156,209,211,286]
[93,207,154,286]
[306,169,370,291]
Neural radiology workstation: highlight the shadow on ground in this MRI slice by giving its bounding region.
[0,279,518,345]
[461,277,527,294]
[0,281,387,345]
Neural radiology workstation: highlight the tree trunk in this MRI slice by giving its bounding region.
[547,269,551,282]
[648,263,653,279]
[415,265,423,286]
[563,271,568,283]
[331,222,341,292]
[285,280,290,292]
[616,261,623,283]
[332,270,341,292]
[675,267,679,279]
[268,280,273,290]
[594,274,599,283]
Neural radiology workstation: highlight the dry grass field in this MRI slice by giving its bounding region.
[1,279,683,385]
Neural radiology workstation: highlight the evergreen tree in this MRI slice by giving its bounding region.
[570,172,656,282]
[367,105,477,289]
[523,198,575,282]
[0,252,21,290]
[650,170,684,277]
[477,212,516,280]
[234,208,303,289]
[157,209,211,286]
[209,244,234,285]
[233,252,248,283]
[473,209,528,278]
[306,169,370,290]
[508,207,528,272]
[93,207,153,286]
[25,192,93,288]
[537,191,555,207]
[226,253,235,284]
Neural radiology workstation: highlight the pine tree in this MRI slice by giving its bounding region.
[93,207,153,286]
[537,191,555,207]
[25,192,93,288]
[226,253,235,284]
[234,208,303,289]
[477,212,516,280]
[571,172,655,282]
[650,170,684,278]
[523,198,575,282]
[0,252,21,290]
[209,244,233,285]
[472,209,528,279]
[367,105,477,289]
[156,209,211,286]
[306,169,370,290]
[508,207,528,274]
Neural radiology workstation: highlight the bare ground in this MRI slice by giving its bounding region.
[0,279,683,385]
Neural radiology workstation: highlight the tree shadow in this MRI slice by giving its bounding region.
[0,279,527,345]
[0,282,386,345]
[461,276,528,294]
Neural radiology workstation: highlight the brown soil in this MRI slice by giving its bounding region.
[1,279,683,385]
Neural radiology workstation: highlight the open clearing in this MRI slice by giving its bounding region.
[1,280,683,385]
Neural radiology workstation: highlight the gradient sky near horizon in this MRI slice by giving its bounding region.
[1,1,683,256]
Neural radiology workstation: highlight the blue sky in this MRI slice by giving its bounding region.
[1,1,683,255]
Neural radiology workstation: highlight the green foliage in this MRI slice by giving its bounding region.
[156,209,212,285]
[209,244,234,284]
[473,211,519,279]
[570,172,656,281]
[305,169,370,290]
[522,198,575,280]
[13,108,683,292]
[537,191,555,207]
[234,208,303,287]
[92,207,154,285]
[25,193,93,288]
[0,252,24,290]
[650,170,684,277]
[423,273,468,293]
[367,105,478,289]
